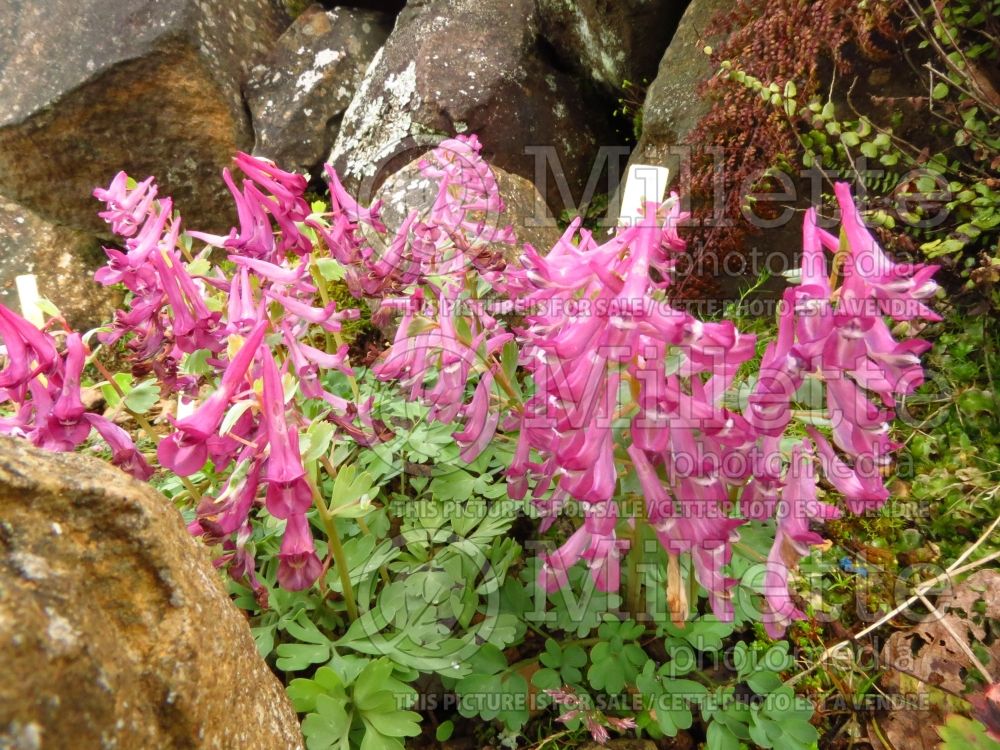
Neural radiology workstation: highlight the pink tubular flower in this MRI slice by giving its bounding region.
[214,521,269,609]
[0,306,149,478]
[539,504,624,594]
[547,685,635,744]
[93,172,157,237]
[158,320,267,476]
[833,182,940,322]
[189,154,311,262]
[747,183,938,522]
[36,332,90,450]
[194,456,261,539]
[259,345,312,519]
[511,199,754,604]
[276,512,323,590]
[761,440,840,638]
[85,413,154,481]
[233,152,310,219]
[90,152,376,595]
[452,369,499,463]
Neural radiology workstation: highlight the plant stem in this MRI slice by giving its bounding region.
[310,475,358,621]
[666,552,688,628]
[490,355,523,413]
[318,454,391,587]
[310,264,337,355]
[178,476,203,503]
[828,228,850,291]
[626,496,646,619]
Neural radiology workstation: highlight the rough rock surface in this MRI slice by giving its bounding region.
[0,0,289,234]
[246,4,391,176]
[537,0,680,93]
[328,0,610,213]
[0,437,304,750]
[326,0,407,12]
[0,196,120,331]
[625,0,727,177]
[612,0,729,220]
[374,156,563,263]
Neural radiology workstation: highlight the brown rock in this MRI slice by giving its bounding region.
[0,196,120,331]
[328,0,611,214]
[246,4,391,176]
[0,437,304,750]
[0,0,289,234]
[629,0,729,170]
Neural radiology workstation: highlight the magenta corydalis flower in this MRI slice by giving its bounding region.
[189,154,311,262]
[747,183,938,525]
[259,345,312,519]
[761,440,840,638]
[158,320,267,476]
[276,512,323,590]
[0,306,149,479]
[511,200,755,603]
[93,172,158,237]
[86,413,154,481]
[36,332,90,451]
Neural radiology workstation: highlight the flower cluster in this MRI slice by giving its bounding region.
[314,134,514,298]
[5,132,940,638]
[510,200,756,617]
[345,167,938,635]
[747,183,939,634]
[371,136,519,462]
[428,179,935,635]
[85,138,520,598]
[92,154,365,597]
[545,686,637,744]
[0,305,151,479]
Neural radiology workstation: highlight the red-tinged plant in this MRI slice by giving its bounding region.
[678,0,906,299]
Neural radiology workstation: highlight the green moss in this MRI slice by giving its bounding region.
[282,0,312,19]
[325,279,376,345]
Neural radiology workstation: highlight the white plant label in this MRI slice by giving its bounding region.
[15,274,45,328]
[618,164,671,226]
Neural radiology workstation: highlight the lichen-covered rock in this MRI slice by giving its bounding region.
[537,0,680,93]
[0,196,120,332]
[0,437,304,750]
[0,0,289,234]
[373,155,563,264]
[246,4,391,176]
[328,0,610,212]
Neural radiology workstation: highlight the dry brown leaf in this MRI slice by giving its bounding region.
[872,570,1000,749]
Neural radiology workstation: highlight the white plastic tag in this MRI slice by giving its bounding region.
[618,164,670,226]
[15,274,45,328]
